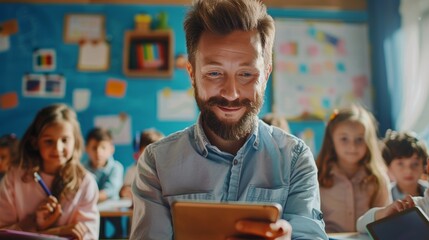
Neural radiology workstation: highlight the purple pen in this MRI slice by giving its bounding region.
[34,172,52,196]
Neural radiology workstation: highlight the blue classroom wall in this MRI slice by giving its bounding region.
[0,3,367,168]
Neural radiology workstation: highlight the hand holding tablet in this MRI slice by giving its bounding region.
[366,206,429,240]
[172,201,283,240]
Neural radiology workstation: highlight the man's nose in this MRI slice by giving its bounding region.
[220,77,239,101]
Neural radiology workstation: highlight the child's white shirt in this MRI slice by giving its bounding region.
[356,188,429,233]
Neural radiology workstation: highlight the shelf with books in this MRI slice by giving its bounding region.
[123,30,174,78]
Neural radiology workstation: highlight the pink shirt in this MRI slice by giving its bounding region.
[320,164,391,233]
[0,167,99,239]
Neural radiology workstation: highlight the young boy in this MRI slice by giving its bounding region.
[83,127,124,202]
[382,130,428,200]
[83,127,124,238]
[356,130,429,233]
[120,128,164,199]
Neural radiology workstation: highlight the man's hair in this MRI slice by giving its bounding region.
[184,0,275,67]
[86,127,113,143]
[382,130,428,166]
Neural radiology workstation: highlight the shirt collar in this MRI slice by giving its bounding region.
[331,163,367,183]
[194,114,260,157]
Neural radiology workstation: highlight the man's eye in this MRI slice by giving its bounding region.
[240,72,252,77]
[207,72,222,77]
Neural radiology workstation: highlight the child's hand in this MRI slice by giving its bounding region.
[375,195,415,220]
[228,219,292,240]
[42,222,88,240]
[120,185,133,199]
[57,222,88,240]
[36,196,62,230]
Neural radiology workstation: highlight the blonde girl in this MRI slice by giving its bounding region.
[316,104,391,233]
[0,104,99,239]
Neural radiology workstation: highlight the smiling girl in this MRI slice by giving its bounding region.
[0,104,99,240]
[316,105,391,233]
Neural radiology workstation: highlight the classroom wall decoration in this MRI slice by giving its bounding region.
[273,19,372,120]
[157,88,196,121]
[22,73,65,98]
[64,14,105,43]
[94,113,131,145]
[78,40,110,71]
[0,3,367,165]
[73,88,91,112]
[0,92,18,110]
[33,49,56,72]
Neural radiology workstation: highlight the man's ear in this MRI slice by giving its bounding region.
[265,64,272,81]
[262,64,272,90]
[187,62,195,86]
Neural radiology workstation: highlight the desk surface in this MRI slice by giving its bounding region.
[98,198,133,217]
[328,232,371,240]
[100,208,133,217]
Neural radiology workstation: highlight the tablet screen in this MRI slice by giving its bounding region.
[366,206,429,240]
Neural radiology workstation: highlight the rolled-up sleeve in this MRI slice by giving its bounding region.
[284,141,328,240]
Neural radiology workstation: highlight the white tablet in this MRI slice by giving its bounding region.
[172,201,282,240]
[366,206,429,240]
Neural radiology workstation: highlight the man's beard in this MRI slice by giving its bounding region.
[195,88,263,141]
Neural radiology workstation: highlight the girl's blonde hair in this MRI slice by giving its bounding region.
[316,105,387,204]
[19,103,86,200]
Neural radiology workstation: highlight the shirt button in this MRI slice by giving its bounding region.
[233,159,238,165]
[318,213,323,220]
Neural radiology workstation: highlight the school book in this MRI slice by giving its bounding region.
[0,229,69,240]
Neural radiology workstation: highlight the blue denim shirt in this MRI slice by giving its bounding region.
[131,118,327,240]
[83,157,124,200]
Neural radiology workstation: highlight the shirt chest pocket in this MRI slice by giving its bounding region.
[246,185,289,207]
[165,192,216,205]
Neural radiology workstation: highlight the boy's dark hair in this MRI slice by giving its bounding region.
[86,127,113,143]
[382,130,428,166]
[138,129,164,150]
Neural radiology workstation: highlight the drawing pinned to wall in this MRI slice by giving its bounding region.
[157,88,196,121]
[0,19,18,53]
[105,78,126,98]
[78,40,109,71]
[73,88,90,111]
[22,73,65,98]
[0,36,10,52]
[0,19,19,36]
[0,92,18,110]
[33,49,56,71]
[64,14,105,43]
[273,19,372,120]
[94,113,131,145]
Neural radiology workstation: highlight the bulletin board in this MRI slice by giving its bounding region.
[273,19,372,120]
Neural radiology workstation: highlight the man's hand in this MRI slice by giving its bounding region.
[229,219,292,240]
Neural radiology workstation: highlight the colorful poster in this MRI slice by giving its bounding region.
[157,88,196,121]
[273,19,372,119]
[94,113,131,145]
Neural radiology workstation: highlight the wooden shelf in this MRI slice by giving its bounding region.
[123,30,174,78]
[0,0,366,10]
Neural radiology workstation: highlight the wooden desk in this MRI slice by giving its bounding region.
[100,208,133,217]
[328,232,371,240]
[98,199,133,239]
